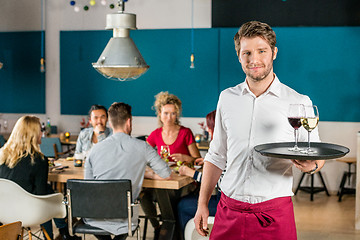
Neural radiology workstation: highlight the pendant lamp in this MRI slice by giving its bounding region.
[92,0,149,81]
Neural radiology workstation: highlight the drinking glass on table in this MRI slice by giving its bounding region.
[300,105,319,154]
[160,145,170,162]
[288,104,305,151]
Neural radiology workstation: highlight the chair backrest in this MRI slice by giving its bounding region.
[40,137,62,158]
[0,178,66,228]
[0,135,5,147]
[66,179,132,219]
[184,217,215,240]
[0,221,22,240]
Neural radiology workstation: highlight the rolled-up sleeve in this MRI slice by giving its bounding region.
[204,93,227,170]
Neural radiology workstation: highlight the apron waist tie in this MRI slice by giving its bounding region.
[254,212,275,227]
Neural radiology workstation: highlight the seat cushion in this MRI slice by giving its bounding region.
[73,221,111,235]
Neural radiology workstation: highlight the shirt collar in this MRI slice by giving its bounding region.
[239,74,282,98]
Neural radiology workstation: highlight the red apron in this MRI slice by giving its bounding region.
[210,193,297,240]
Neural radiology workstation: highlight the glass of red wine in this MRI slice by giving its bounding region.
[288,104,305,151]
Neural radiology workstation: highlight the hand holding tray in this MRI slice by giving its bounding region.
[254,142,349,160]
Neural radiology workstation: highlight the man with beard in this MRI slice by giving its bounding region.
[194,21,325,239]
[75,104,112,159]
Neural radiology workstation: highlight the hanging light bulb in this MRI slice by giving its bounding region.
[40,0,46,73]
[74,6,80,12]
[189,0,195,69]
[190,53,195,69]
[90,0,96,6]
[40,58,45,73]
[101,0,107,5]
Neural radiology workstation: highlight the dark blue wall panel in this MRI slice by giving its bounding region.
[0,31,45,113]
[60,29,219,117]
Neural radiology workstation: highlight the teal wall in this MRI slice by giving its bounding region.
[1,28,358,120]
[0,31,45,113]
[60,29,219,117]
[61,27,360,121]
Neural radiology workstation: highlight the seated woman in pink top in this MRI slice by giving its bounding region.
[142,92,201,239]
[147,91,200,163]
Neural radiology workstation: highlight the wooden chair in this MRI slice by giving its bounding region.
[40,137,69,159]
[0,221,23,240]
[0,179,66,240]
[66,179,140,239]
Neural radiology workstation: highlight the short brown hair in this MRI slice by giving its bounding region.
[234,21,276,56]
[108,102,132,129]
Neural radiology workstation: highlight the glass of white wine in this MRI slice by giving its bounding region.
[160,145,170,162]
[300,105,319,154]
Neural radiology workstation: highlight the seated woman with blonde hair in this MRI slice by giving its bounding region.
[141,91,201,239]
[0,116,80,240]
[147,91,201,163]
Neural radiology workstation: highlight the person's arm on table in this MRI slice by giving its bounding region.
[144,166,171,180]
[171,142,201,164]
[194,161,222,236]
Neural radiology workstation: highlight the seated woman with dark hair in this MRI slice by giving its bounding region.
[0,115,80,240]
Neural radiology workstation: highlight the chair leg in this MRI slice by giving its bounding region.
[142,218,148,240]
[317,171,330,196]
[310,174,314,201]
[40,226,52,240]
[137,227,141,240]
[28,229,32,240]
[294,173,306,195]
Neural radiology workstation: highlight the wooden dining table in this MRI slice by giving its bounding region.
[48,158,195,240]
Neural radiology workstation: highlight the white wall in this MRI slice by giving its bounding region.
[0,0,358,193]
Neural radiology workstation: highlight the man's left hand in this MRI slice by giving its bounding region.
[291,159,317,173]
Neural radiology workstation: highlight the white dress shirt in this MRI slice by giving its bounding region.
[205,75,320,204]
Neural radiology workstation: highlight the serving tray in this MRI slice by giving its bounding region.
[254,142,349,160]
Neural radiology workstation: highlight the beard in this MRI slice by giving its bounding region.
[244,62,273,82]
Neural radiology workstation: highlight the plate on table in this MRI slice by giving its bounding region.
[49,163,62,170]
[254,142,349,160]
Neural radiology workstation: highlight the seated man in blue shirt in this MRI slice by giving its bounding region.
[84,102,171,240]
[75,104,112,159]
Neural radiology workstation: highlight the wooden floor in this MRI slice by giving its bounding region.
[32,192,360,240]
[294,192,360,240]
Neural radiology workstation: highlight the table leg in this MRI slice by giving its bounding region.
[154,189,177,240]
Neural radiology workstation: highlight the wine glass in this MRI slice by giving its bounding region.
[160,145,170,162]
[288,104,305,151]
[300,105,319,154]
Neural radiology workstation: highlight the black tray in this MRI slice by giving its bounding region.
[254,142,349,160]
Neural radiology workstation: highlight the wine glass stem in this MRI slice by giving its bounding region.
[307,131,311,151]
[293,129,298,148]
